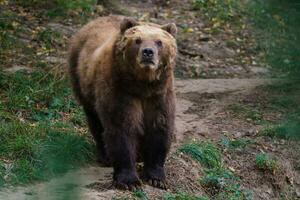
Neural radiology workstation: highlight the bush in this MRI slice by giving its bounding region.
[255,153,279,173]
[248,0,300,77]
[163,192,208,200]
[193,0,241,26]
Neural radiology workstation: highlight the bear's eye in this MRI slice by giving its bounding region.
[155,40,163,47]
[135,38,142,45]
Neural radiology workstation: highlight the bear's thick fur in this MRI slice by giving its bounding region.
[68,16,177,190]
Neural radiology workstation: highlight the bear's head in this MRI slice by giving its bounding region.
[116,18,177,81]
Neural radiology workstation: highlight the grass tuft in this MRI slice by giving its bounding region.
[14,0,97,18]
[132,190,148,200]
[179,141,221,169]
[259,121,300,141]
[36,28,63,49]
[229,104,263,123]
[255,153,279,173]
[163,192,208,200]
[200,168,249,200]
[193,0,240,21]
[0,121,94,185]
[179,140,250,199]
[220,137,252,149]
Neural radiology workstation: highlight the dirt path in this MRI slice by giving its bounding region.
[0,78,267,200]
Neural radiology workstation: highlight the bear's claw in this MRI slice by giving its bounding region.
[145,179,168,190]
[113,179,142,191]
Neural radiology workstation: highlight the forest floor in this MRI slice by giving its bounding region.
[0,0,299,200]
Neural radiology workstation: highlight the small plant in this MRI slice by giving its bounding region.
[200,168,248,200]
[180,140,250,199]
[163,192,208,200]
[220,137,252,149]
[132,190,148,200]
[258,125,278,138]
[229,104,263,123]
[36,28,63,49]
[0,30,16,50]
[245,110,262,121]
[0,161,5,187]
[192,0,241,27]
[229,104,245,115]
[255,153,279,173]
[14,0,97,17]
[200,168,251,200]
[259,122,300,141]
[179,141,221,169]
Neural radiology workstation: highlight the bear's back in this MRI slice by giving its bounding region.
[75,16,124,56]
[69,16,125,104]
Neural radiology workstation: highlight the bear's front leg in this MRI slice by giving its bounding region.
[141,92,175,189]
[107,133,141,190]
[100,97,143,190]
[141,132,170,189]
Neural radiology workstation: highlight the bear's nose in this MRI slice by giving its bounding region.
[142,48,154,59]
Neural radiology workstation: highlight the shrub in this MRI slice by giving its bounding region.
[255,153,279,173]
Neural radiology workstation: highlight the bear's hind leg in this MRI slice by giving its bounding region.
[83,107,110,166]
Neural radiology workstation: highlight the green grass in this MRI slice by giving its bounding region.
[258,122,300,141]
[0,0,97,188]
[132,190,148,200]
[0,9,32,66]
[220,137,252,150]
[0,10,18,49]
[192,0,242,27]
[201,168,250,200]
[229,104,263,123]
[257,81,300,141]
[179,141,250,200]
[36,28,63,50]
[266,81,300,110]
[0,121,94,185]
[0,70,93,186]
[227,81,300,141]
[247,1,300,77]
[0,71,79,122]
[14,0,97,18]
[179,141,221,169]
[163,192,208,200]
[0,28,16,50]
[255,153,279,173]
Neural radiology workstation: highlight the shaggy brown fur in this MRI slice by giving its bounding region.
[68,15,177,190]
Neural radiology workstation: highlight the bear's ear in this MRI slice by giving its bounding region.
[120,18,139,34]
[161,23,177,37]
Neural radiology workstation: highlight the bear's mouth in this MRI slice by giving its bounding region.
[140,59,157,70]
[140,59,155,65]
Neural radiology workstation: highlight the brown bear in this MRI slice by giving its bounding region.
[68,15,177,190]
